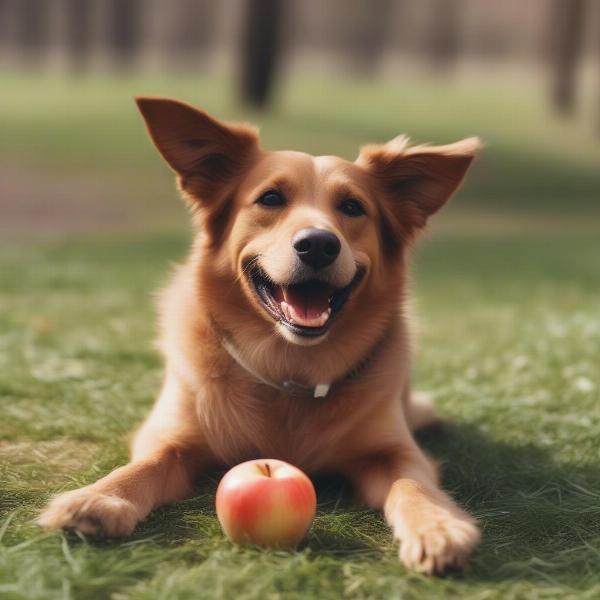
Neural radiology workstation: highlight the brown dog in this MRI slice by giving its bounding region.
[38,98,481,574]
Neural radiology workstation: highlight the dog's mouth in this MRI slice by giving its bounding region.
[248,265,365,337]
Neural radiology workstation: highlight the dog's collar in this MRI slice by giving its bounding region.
[221,337,331,397]
[219,328,388,399]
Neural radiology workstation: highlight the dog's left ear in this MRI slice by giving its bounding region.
[135,97,260,235]
[357,136,481,247]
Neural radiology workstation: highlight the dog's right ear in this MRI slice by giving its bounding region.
[135,97,260,205]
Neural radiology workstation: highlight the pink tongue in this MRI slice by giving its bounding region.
[283,284,331,320]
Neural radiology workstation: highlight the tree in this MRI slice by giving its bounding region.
[549,0,586,114]
[107,0,140,70]
[428,0,461,73]
[0,0,8,45]
[64,0,94,73]
[595,0,600,136]
[239,0,284,109]
[14,0,49,67]
[332,0,393,78]
[170,0,216,61]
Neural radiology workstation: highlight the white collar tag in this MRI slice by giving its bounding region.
[313,383,331,398]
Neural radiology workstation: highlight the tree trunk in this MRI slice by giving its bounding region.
[239,0,284,109]
[549,0,586,114]
[14,0,49,67]
[333,0,393,78]
[428,0,461,73]
[107,0,140,70]
[595,1,600,136]
[65,0,94,73]
[0,0,8,45]
[172,0,216,53]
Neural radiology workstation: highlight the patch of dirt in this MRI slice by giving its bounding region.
[0,163,135,238]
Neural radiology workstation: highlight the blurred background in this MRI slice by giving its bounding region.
[1,0,599,237]
[2,7,600,595]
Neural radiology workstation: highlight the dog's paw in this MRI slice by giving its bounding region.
[397,506,480,574]
[37,487,139,537]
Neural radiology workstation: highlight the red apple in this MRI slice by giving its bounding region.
[215,459,316,548]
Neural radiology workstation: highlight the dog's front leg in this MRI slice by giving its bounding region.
[353,441,480,574]
[38,374,210,537]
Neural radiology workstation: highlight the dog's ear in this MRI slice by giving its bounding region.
[136,97,260,234]
[357,136,481,249]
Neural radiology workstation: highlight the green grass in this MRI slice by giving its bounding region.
[1,73,600,598]
[1,230,599,599]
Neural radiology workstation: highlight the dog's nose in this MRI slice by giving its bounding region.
[292,228,341,270]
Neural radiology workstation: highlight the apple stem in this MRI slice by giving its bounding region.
[264,462,271,477]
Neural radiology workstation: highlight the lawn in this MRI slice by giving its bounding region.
[0,74,599,599]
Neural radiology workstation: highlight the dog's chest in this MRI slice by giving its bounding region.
[197,379,361,471]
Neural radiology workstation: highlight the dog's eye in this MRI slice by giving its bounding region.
[339,198,366,217]
[256,190,286,208]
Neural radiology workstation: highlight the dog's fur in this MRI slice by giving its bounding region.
[38,98,481,574]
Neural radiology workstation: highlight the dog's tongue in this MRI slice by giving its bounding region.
[280,283,332,328]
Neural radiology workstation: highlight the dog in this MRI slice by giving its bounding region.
[38,97,481,574]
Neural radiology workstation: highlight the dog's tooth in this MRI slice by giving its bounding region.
[281,301,295,323]
[286,301,298,322]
